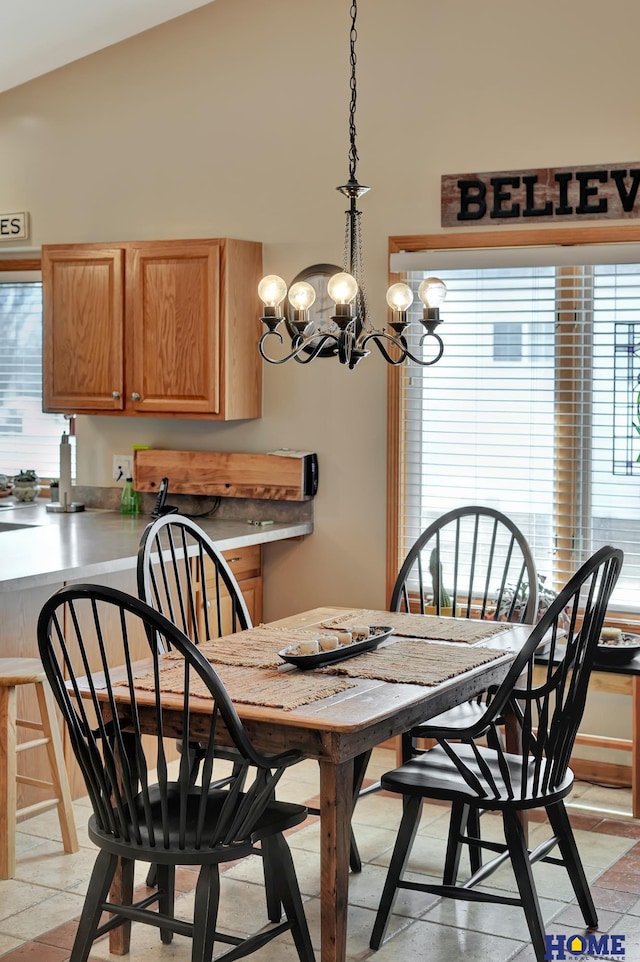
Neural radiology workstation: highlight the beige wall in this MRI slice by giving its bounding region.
[1,0,639,635]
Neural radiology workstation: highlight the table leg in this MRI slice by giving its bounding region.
[318,758,353,962]
[108,856,134,954]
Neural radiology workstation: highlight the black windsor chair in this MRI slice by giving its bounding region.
[390,505,539,625]
[37,583,315,962]
[352,506,539,870]
[136,514,280,915]
[137,513,252,660]
[369,544,623,962]
[139,512,367,884]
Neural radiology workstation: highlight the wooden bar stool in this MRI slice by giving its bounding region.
[0,657,78,878]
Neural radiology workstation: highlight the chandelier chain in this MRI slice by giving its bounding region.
[348,0,359,183]
[356,209,368,325]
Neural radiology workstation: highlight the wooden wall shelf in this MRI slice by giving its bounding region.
[134,449,317,502]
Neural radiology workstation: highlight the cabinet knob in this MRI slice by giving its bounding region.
[131,392,141,401]
[112,391,121,399]
[227,556,241,564]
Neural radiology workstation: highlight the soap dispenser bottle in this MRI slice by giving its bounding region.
[120,477,139,516]
[58,432,73,509]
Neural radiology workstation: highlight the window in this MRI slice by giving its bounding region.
[0,278,70,479]
[388,228,640,622]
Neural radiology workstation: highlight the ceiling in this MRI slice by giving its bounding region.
[0,0,217,94]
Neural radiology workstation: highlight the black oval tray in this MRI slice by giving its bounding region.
[596,632,640,665]
[279,626,394,669]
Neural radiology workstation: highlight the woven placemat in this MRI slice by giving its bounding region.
[118,662,355,711]
[319,639,505,687]
[163,627,321,669]
[321,608,510,644]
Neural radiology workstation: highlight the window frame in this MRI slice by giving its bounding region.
[0,254,61,488]
[386,225,640,626]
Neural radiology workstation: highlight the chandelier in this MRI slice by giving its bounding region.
[257,0,447,370]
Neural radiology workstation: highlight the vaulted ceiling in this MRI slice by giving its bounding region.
[0,0,217,94]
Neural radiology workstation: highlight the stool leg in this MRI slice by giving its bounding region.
[35,681,78,854]
[0,686,17,879]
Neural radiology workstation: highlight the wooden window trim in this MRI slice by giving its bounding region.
[0,259,41,272]
[386,225,640,607]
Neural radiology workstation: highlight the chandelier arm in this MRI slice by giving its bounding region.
[293,336,340,364]
[360,332,408,366]
[416,330,445,365]
[259,330,339,365]
[360,330,445,367]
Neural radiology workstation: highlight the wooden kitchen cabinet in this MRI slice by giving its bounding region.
[42,237,263,420]
[197,544,263,638]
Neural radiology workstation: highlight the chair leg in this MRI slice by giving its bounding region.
[443,800,470,885]
[262,844,283,922]
[264,834,315,962]
[191,864,220,962]
[370,794,422,950]
[35,681,79,855]
[70,850,118,962]
[156,863,175,944]
[503,809,547,962]
[546,802,598,929]
[0,686,17,879]
[466,807,483,875]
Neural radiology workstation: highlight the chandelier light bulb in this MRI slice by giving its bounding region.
[258,274,288,309]
[386,283,414,312]
[418,277,448,309]
[288,281,317,312]
[327,271,358,306]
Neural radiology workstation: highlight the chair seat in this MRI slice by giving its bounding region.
[381,744,574,810]
[0,657,46,685]
[88,785,308,863]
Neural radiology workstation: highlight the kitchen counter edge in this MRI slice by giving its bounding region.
[0,505,312,593]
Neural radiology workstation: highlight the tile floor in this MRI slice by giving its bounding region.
[2,748,640,962]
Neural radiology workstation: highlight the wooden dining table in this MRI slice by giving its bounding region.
[83,605,530,962]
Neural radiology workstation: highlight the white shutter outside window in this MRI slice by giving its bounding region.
[0,282,70,479]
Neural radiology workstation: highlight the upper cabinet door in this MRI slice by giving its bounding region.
[127,241,221,415]
[42,248,125,411]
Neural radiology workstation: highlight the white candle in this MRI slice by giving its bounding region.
[318,634,340,651]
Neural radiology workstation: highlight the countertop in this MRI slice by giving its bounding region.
[0,500,312,593]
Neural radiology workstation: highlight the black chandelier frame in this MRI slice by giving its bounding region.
[258,0,445,370]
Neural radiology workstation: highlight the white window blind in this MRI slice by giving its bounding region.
[398,260,640,616]
[0,281,70,478]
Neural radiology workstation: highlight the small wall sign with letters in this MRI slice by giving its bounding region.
[0,212,29,241]
[441,163,640,227]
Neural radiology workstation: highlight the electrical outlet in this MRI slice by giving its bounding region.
[112,455,133,482]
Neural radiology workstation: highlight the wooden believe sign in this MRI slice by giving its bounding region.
[441,162,640,227]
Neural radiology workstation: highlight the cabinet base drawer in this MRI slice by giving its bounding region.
[218,545,262,582]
